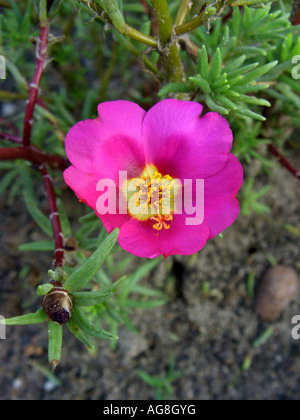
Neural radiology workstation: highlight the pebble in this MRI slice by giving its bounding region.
[255,266,299,321]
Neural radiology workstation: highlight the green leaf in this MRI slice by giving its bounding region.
[213,83,230,94]
[19,241,55,252]
[0,169,18,197]
[227,63,259,79]
[66,318,96,350]
[48,321,63,370]
[25,205,53,237]
[119,258,162,301]
[189,75,211,94]
[1,309,47,326]
[252,327,274,349]
[205,95,229,114]
[225,54,246,72]
[37,283,54,296]
[48,0,64,18]
[210,47,222,82]
[57,199,72,237]
[158,82,190,97]
[79,211,99,224]
[198,45,209,79]
[235,107,266,121]
[215,94,237,110]
[234,83,270,93]
[238,94,271,107]
[21,168,53,237]
[211,72,228,89]
[71,307,118,341]
[235,61,278,85]
[122,299,167,309]
[133,284,166,298]
[72,275,127,306]
[64,228,120,293]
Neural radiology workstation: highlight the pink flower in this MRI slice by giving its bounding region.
[64,99,243,259]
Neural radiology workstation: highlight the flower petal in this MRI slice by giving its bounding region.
[142,99,232,180]
[65,100,146,183]
[204,154,243,239]
[64,166,130,232]
[118,214,210,259]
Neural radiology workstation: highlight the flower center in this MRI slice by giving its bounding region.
[126,166,178,231]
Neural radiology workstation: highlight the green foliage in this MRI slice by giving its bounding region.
[3,228,165,365]
[1,0,300,371]
[160,4,300,123]
[241,178,271,215]
[64,228,120,292]
[138,354,183,400]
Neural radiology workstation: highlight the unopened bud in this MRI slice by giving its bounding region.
[41,284,73,324]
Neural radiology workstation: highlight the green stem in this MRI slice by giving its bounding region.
[175,13,206,35]
[102,0,157,47]
[150,0,184,82]
[150,0,173,45]
[175,1,226,35]
[174,0,193,27]
[39,0,47,27]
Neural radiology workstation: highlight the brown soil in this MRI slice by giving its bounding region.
[0,155,299,400]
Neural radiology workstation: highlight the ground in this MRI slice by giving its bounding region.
[0,152,299,400]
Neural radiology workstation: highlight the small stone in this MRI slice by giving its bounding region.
[255,266,299,321]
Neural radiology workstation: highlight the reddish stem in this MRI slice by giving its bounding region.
[39,165,65,268]
[291,0,300,25]
[0,146,68,170]
[269,143,300,181]
[138,0,149,12]
[0,132,22,144]
[22,24,49,147]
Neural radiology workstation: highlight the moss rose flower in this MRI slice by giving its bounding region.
[64,99,243,258]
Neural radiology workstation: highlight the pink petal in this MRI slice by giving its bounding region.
[204,154,243,239]
[65,100,146,183]
[64,166,130,232]
[118,214,210,258]
[142,99,233,180]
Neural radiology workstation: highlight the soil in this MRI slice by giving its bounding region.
[0,153,300,400]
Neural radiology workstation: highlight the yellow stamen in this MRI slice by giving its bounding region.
[127,165,177,230]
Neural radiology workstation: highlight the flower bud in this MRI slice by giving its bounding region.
[41,284,73,324]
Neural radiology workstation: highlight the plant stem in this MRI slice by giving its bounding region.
[101,0,157,47]
[150,0,184,82]
[137,0,149,13]
[174,0,193,27]
[269,144,300,182]
[0,146,67,170]
[0,132,22,144]
[150,0,173,45]
[22,14,49,147]
[39,165,65,268]
[125,26,157,48]
[175,0,226,35]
